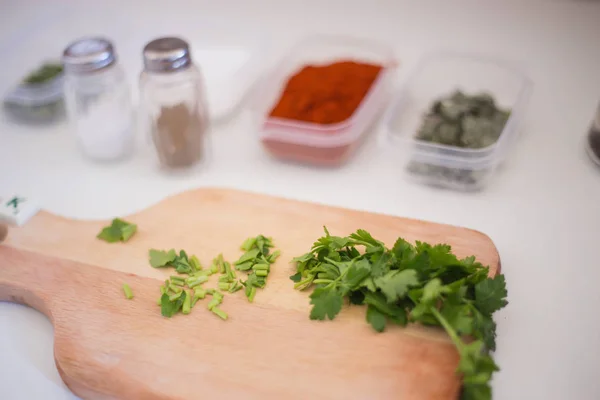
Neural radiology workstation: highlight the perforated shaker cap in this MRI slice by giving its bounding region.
[62,37,117,74]
[143,37,192,73]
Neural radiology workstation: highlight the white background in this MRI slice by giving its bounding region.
[1,0,600,399]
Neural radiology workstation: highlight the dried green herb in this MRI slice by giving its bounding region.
[417,90,510,149]
[23,63,63,85]
[410,90,511,188]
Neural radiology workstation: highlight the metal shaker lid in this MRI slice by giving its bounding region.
[143,37,192,73]
[62,37,116,74]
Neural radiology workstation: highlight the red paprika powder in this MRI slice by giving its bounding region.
[268,60,383,125]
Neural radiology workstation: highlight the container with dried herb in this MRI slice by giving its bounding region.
[406,90,511,188]
[139,37,208,168]
[2,62,65,124]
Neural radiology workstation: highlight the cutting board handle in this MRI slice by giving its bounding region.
[0,246,57,319]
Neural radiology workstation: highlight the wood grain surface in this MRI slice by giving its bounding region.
[0,188,500,400]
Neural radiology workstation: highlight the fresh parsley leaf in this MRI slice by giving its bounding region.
[309,287,343,321]
[349,290,365,305]
[234,248,260,265]
[97,218,137,243]
[289,272,302,282]
[472,310,498,351]
[149,249,177,268]
[342,259,371,290]
[359,277,377,292]
[392,237,416,264]
[349,229,385,248]
[363,291,407,325]
[374,269,419,303]
[440,303,473,336]
[421,278,451,304]
[461,383,492,400]
[369,251,391,278]
[366,305,387,332]
[96,225,122,243]
[292,253,314,264]
[474,275,508,316]
[291,228,508,400]
[160,292,186,318]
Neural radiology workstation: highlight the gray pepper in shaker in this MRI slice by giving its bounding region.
[139,37,209,169]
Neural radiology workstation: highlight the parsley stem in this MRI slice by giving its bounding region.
[188,276,209,288]
[252,263,270,271]
[211,307,228,320]
[218,282,231,291]
[255,270,268,277]
[429,307,464,351]
[294,277,314,290]
[122,283,134,299]
[207,297,221,310]
[170,276,185,284]
[313,279,334,284]
[248,286,257,302]
[169,292,183,301]
[194,287,207,299]
[182,291,191,314]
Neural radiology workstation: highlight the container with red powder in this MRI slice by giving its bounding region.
[252,36,395,166]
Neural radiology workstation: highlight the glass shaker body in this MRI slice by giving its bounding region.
[63,38,134,161]
[139,37,208,169]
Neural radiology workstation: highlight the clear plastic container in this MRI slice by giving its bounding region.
[3,71,65,125]
[380,53,532,191]
[251,35,396,167]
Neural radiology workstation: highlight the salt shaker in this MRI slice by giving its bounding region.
[62,38,134,161]
[139,37,208,169]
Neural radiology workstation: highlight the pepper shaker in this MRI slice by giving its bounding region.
[62,37,134,162]
[139,37,208,169]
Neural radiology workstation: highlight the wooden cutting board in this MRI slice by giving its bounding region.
[0,188,500,400]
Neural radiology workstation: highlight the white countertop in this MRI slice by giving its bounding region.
[1,0,600,399]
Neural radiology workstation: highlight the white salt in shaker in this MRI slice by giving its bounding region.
[62,38,134,161]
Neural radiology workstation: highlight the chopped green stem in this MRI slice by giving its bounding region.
[170,276,186,284]
[294,277,314,290]
[211,307,228,320]
[218,282,231,291]
[122,284,134,299]
[188,276,209,288]
[252,263,270,271]
[255,270,268,277]
[182,291,191,314]
[313,279,334,284]
[248,286,257,302]
[207,297,221,310]
[194,287,207,299]
[213,291,224,301]
[430,307,464,350]
[169,292,183,301]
